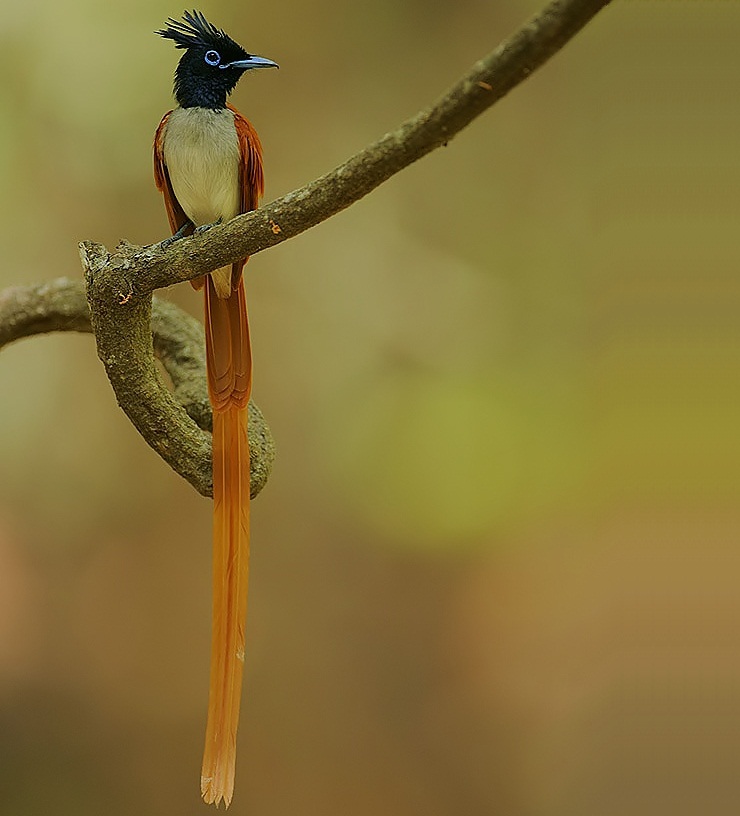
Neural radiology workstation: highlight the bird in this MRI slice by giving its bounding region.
[153,10,277,807]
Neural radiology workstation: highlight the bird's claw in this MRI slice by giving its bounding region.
[157,234,179,251]
[151,219,221,251]
[194,218,223,235]
[154,221,193,251]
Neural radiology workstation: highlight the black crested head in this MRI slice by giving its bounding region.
[157,10,277,110]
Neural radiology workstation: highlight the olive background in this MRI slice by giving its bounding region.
[0,2,737,815]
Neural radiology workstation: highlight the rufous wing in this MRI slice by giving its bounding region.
[227,105,265,286]
[153,110,191,236]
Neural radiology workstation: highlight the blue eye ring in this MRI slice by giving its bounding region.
[204,50,221,66]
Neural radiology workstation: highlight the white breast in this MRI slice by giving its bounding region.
[162,107,241,227]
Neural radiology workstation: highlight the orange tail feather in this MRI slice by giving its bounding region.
[201,274,252,808]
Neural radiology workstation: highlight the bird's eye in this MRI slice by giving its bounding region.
[204,50,221,66]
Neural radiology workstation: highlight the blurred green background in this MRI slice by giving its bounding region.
[0,1,738,814]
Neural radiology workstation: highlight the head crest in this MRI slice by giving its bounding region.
[157,10,235,50]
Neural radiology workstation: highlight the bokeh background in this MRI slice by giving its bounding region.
[0,1,737,814]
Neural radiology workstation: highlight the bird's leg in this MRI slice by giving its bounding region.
[194,217,223,235]
[156,220,194,250]
[151,217,222,253]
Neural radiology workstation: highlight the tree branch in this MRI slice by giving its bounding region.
[80,0,613,295]
[0,278,275,498]
[2,0,610,496]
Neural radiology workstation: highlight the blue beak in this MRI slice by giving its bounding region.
[221,55,279,70]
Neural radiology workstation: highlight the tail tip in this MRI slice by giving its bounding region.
[201,776,233,809]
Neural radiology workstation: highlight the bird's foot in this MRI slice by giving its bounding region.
[194,217,223,236]
[155,221,193,251]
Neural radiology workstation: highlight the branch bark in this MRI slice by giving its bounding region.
[0,278,274,498]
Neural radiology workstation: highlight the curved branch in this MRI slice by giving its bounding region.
[79,0,612,294]
[0,278,91,342]
[6,0,608,498]
[0,278,275,498]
